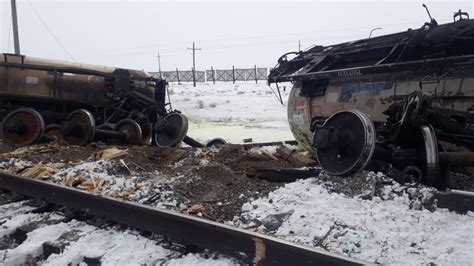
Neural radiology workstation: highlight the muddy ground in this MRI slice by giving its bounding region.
[0,141,473,222]
[0,142,292,222]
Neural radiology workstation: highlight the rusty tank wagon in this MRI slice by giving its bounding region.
[0,53,188,148]
[269,9,474,188]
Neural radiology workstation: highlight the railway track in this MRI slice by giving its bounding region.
[0,171,367,265]
[1,166,472,265]
[0,198,204,265]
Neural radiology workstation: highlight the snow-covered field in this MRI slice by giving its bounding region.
[169,82,294,143]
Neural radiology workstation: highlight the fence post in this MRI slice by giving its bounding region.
[176,68,180,85]
[254,65,258,84]
[211,66,215,84]
[232,66,235,84]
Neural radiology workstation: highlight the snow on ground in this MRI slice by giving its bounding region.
[170,82,294,143]
[0,201,42,238]
[233,172,474,265]
[0,211,238,265]
[42,222,238,266]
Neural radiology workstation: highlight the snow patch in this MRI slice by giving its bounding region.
[234,176,474,264]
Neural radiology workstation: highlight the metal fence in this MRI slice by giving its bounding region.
[158,70,205,82]
[150,67,268,83]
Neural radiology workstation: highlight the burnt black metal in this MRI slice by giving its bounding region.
[434,189,474,213]
[270,54,474,84]
[269,17,474,84]
[245,167,321,182]
[0,171,365,265]
[183,135,205,148]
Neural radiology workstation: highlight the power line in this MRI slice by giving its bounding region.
[26,0,76,61]
[79,32,369,60]
[80,31,371,59]
[79,19,430,59]
[82,20,427,55]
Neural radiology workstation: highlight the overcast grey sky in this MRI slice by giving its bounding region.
[1,0,472,72]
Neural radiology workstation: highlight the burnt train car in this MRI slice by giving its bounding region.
[0,53,188,148]
[269,10,474,188]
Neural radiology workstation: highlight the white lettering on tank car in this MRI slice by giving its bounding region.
[25,76,39,85]
[292,114,305,125]
[337,69,362,77]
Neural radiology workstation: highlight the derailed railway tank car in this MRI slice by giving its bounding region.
[0,53,188,147]
[269,9,474,188]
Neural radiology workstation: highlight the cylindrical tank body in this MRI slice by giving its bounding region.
[0,53,155,107]
[288,77,474,152]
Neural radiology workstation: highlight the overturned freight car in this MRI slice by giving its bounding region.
[0,53,188,148]
[269,9,474,188]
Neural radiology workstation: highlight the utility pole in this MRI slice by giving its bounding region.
[187,42,201,87]
[156,52,162,78]
[298,40,301,52]
[11,0,21,55]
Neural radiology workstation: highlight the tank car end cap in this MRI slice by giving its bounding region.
[314,110,376,177]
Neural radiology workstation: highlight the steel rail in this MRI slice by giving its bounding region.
[434,189,474,213]
[0,171,366,265]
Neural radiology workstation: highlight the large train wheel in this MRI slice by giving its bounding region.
[114,119,142,145]
[62,109,96,146]
[314,110,376,176]
[0,108,45,146]
[419,125,441,188]
[154,113,188,148]
[206,138,227,147]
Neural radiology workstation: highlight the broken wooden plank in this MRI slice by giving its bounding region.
[242,140,298,150]
[262,150,279,160]
[92,147,128,160]
[276,145,317,168]
[245,167,321,182]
